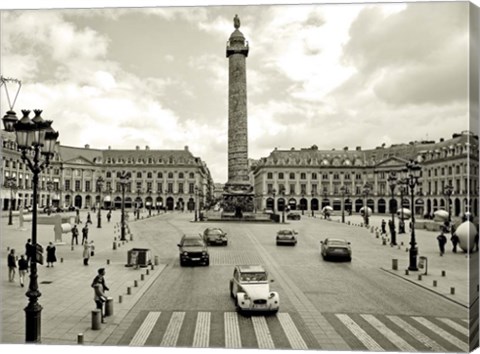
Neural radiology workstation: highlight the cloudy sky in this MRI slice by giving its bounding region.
[0,0,474,183]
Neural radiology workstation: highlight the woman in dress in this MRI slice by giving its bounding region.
[46,242,57,267]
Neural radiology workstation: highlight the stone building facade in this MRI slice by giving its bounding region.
[1,132,214,213]
[253,131,479,219]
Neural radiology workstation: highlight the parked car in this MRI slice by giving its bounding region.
[203,228,228,246]
[286,212,301,220]
[177,234,210,266]
[320,238,352,261]
[229,265,279,313]
[276,229,297,246]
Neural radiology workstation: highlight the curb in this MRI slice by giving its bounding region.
[380,267,468,308]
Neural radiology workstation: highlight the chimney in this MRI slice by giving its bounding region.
[343,146,348,151]
[136,146,140,150]
[184,145,189,151]
[356,146,362,151]
[145,145,150,150]
[85,144,90,149]
[108,146,111,150]
[440,138,444,142]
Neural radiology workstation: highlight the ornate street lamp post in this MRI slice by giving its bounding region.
[362,182,371,227]
[107,187,113,211]
[96,176,104,228]
[311,190,315,217]
[147,189,152,216]
[119,172,130,241]
[323,187,328,219]
[403,160,422,271]
[5,176,17,225]
[281,189,286,223]
[271,188,276,215]
[443,184,454,227]
[340,185,348,224]
[135,188,142,220]
[46,180,54,215]
[387,171,398,246]
[3,108,59,343]
[194,185,199,222]
[398,184,406,234]
[301,193,305,215]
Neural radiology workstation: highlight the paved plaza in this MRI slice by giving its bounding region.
[1,209,477,350]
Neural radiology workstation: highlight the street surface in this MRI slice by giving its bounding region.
[104,212,472,352]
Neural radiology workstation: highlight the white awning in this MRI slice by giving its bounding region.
[103,196,111,202]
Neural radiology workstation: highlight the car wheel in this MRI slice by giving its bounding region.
[205,259,210,266]
[347,257,352,262]
[180,259,185,267]
[224,241,228,246]
[230,280,234,298]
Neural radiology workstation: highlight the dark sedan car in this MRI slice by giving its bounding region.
[177,234,210,266]
[203,228,228,246]
[276,229,298,246]
[320,238,352,261]
[287,212,301,220]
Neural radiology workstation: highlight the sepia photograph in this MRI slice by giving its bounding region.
[1,0,479,353]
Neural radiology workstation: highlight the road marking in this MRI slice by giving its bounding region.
[361,314,416,352]
[160,312,185,347]
[277,313,308,349]
[413,317,469,352]
[129,312,161,346]
[437,317,469,336]
[192,312,210,348]
[386,315,446,352]
[336,314,384,351]
[251,316,275,349]
[224,312,242,348]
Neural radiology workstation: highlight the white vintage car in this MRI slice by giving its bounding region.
[229,265,279,313]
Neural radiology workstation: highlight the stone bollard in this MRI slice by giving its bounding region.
[418,275,422,281]
[127,287,131,295]
[61,258,64,263]
[107,259,110,265]
[141,274,145,281]
[401,242,404,246]
[375,232,379,238]
[113,242,117,250]
[77,333,84,344]
[71,245,74,251]
[146,269,150,275]
[451,287,455,295]
[442,270,446,277]
[130,234,133,241]
[433,280,437,287]
[91,310,101,330]
[382,238,387,245]
[119,295,123,304]
[154,255,159,266]
[118,242,121,248]
[7,247,10,251]
[151,264,155,270]
[122,241,125,245]
[105,297,114,317]
[405,269,409,275]
[392,259,398,271]
[134,280,138,287]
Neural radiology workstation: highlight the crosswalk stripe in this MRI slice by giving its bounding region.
[386,315,446,352]
[361,314,417,352]
[413,317,469,352]
[252,316,275,349]
[224,312,242,348]
[336,314,384,351]
[192,312,210,348]
[437,317,469,336]
[160,312,185,347]
[277,313,308,350]
[129,312,161,346]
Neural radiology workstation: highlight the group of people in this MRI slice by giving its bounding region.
[71,223,96,265]
[436,224,479,256]
[7,239,58,287]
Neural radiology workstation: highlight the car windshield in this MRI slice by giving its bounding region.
[183,239,204,246]
[240,272,267,282]
[278,230,293,235]
[207,229,223,235]
[328,240,347,246]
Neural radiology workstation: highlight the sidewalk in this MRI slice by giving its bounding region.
[327,213,478,310]
[0,209,167,345]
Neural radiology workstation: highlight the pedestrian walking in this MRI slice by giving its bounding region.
[92,280,107,323]
[46,242,57,267]
[83,243,91,265]
[381,219,386,234]
[75,209,82,224]
[87,212,92,224]
[437,230,447,256]
[71,224,79,245]
[90,240,95,257]
[18,255,28,287]
[25,239,34,264]
[450,233,459,253]
[107,211,111,223]
[82,224,89,245]
[92,268,110,292]
[7,249,16,282]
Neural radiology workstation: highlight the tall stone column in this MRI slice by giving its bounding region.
[223,15,254,215]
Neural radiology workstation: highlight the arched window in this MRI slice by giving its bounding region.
[189,172,195,179]
[157,172,163,178]
[289,172,295,180]
[137,172,142,178]
[168,172,174,179]
[179,172,184,179]
[147,172,152,179]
